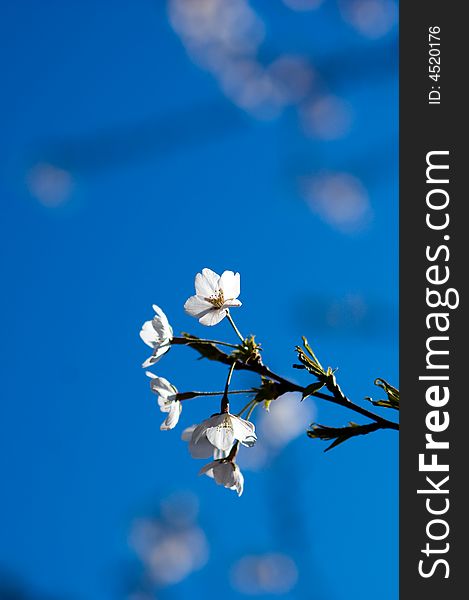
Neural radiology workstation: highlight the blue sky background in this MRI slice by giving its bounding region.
[0,1,398,599]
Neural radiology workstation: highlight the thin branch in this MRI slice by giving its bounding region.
[176,389,255,401]
[172,336,239,349]
[181,336,399,431]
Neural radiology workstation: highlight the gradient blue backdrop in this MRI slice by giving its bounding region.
[0,1,398,599]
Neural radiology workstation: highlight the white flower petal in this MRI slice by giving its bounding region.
[191,420,211,444]
[200,460,244,495]
[181,425,197,442]
[184,295,213,318]
[231,415,257,445]
[200,268,221,293]
[140,306,173,348]
[141,344,171,368]
[241,434,257,448]
[189,435,214,459]
[157,396,171,412]
[223,299,242,308]
[148,375,177,398]
[154,342,171,356]
[219,271,240,300]
[233,464,244,496]
[212,462,236,487]
[186,414,234,457]
[195,269,220,297]
[152,304,172,330]
[205,418,235,451]
[161,401,182,430]
[198,308,227,326]
[140,320,158,347]
[199,461,218,478]
[184,420,218,458]
[191,415,222,441]
[151,318,171,340]
[142,356,156,369]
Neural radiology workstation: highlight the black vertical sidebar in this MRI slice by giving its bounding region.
[400,2,466,599]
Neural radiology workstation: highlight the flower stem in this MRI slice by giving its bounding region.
[245,401,258,421]
[236,398,257,417]
[226,311,245,343]
[227,441,240,461]
[221,361,236,413]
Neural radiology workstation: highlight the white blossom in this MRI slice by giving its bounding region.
[181,425,227,460]
[140,305,173,368]
[199,459,244,496]
[184,268,241,326]
[182,413,256,458]
[146,372,181,430]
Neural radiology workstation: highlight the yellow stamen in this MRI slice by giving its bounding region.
[205,290,225,308]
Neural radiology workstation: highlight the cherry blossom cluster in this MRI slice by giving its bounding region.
[140,268,400,497]
[140,268,253,496]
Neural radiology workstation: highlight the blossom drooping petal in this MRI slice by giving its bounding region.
[205,418,236,452]
[146,374,177,399]
[141,347,170,369]
[199,460,244,496]
[232,464,244,496]
[161,401,182,431]
[146,372,181,430]
[193,414,235,451]
[190,436,215,458]
[190,428,215,458]
[187,413,256,456]
[182,425,228,459]
[181,425,197,442]
[231,415,256,445]
[212,462,235,486]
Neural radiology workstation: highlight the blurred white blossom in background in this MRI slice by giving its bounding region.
[238,392,315,471]
[300,95,353,141]
[168,0,315,119]
[166,0,384,238]
[300,171,372,233]
[339,0,398,38]
[231,552,298,595]
[26,162,73,207]
[129,492,209,588]
[282,0,324,10]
